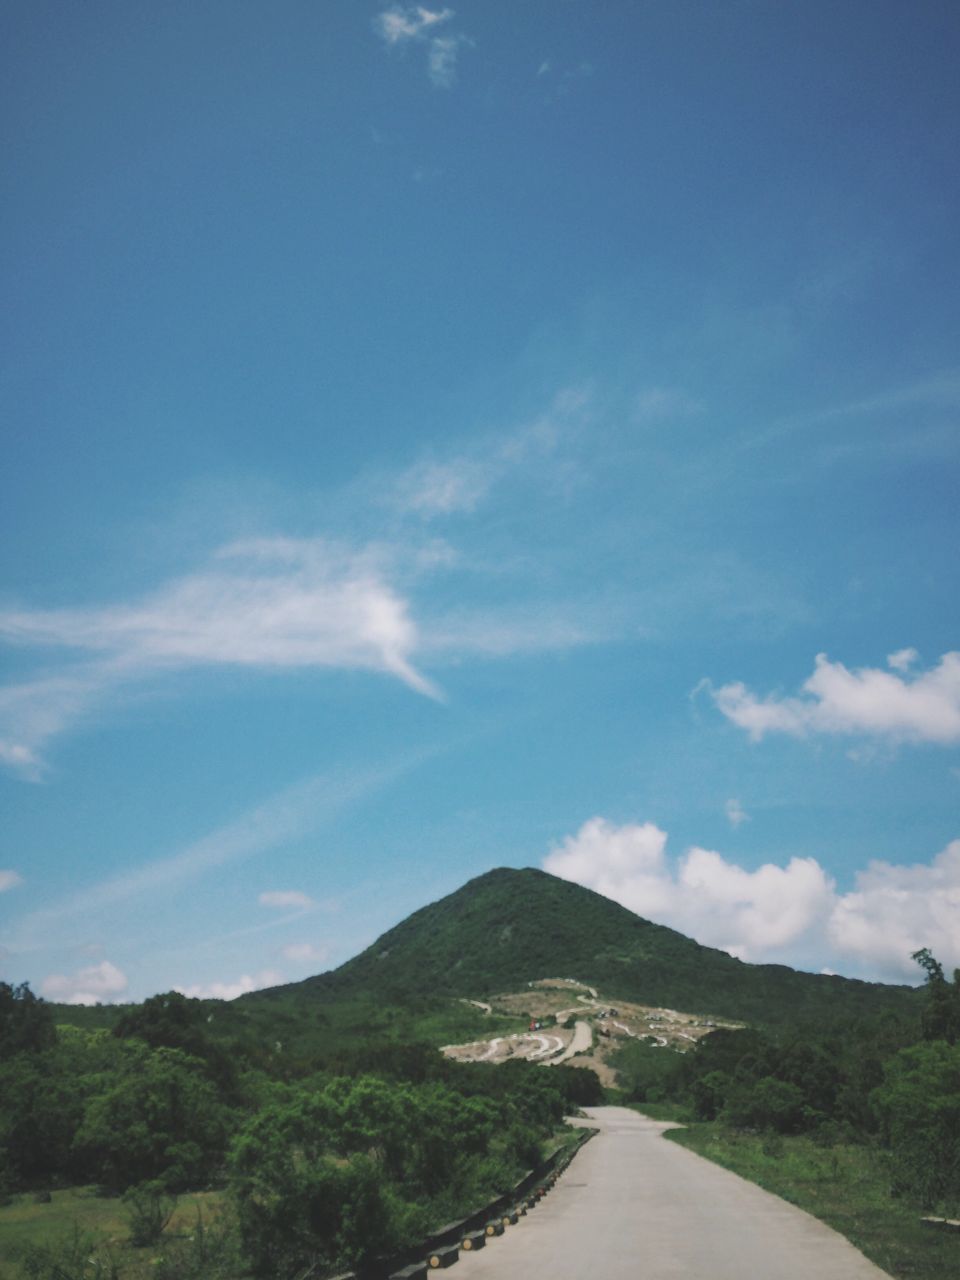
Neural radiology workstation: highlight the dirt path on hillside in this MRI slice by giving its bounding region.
[550,1020,592,1064]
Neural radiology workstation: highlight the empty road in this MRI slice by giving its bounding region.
[459,1107,890,1280]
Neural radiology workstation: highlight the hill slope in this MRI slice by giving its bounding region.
[248,867,919,1028]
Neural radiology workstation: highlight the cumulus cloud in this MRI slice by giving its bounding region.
[41,960,128,1006]
[542,817,960,979]
[175,969,284,1001]
[827,840,960,981]
[887,647,919,673]
[0,870,23,892]
[544,818,833,962]
[282,942,330,965]
[259,889,314,910]
[707,650,960,746]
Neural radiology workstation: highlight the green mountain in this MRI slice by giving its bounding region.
[247,866,920,1029]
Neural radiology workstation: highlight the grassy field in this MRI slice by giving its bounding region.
[664,1122,958,1280]
[0,1187,232,1280]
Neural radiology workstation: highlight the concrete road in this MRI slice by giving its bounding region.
[459,1107,890,1279]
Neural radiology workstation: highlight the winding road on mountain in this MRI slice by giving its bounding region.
[459,1107,890,1280]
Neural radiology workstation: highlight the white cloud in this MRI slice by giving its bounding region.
[0,539,436,693]
[282,942,330,965]
[374,6,452,45]
[725,798,749,828]
[0,389,599,777]
[427,34,467,88]
[0,673,105,782]
[0,870,23,892]
[0,539,440,774]
[175,969,284,1001]
[708,650,960,745]
[373,7,469,89]
[544,817,833,962]
[543,818,960,979]
[259,889,314,910]
[388,396,580,521]
[887,647,919,673]
[395,459,493,516]
[827,840,960,981]
[41,960,128,1006]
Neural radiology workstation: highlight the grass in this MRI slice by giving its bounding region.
[664,1123,958,1280]
[0,1187,229,1280]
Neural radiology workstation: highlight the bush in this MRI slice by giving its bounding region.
[723,1077,806,1134]
[21,1226,119,1280]
[123,1181,178,1246]
[153,1205,243,1280]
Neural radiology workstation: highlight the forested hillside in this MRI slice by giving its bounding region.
[252,867,919,1029]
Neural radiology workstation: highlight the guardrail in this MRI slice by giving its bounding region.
[335,1124,598,1280]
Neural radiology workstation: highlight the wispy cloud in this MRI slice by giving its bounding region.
[394,459,494,517]
[725,798,749,828]
[0,539,434,688]
[704,650,960,746]
[426,34,470,88]
[633,386,705,424]
[373,6,471,89]
[388,387,586,519]
[259,889,314,910]
[374,6,452,45]
[0,672,106,782]
[544,818,960,980]
[0,388,604,776]
[0,870,24,893]
[740,370,960,460]
[4,759,420,953]
[0,539,439,775]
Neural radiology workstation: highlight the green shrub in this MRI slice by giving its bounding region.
[20,1226,119,1280]
[123,1180,178,1246]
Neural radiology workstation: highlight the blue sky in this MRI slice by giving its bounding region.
[2,1,959,1005]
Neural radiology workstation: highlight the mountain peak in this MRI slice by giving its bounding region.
[277,866,916,1027]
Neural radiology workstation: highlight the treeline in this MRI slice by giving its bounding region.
[615,950,960,1211]
[0,984,602,1277]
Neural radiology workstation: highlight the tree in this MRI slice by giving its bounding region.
[723,1076,806,1134]
[912,948,960,1045]
[228,1093,410,1277]
[872,1040,960,1210]
[72,1044,230,1191]
[0,982,55,1057]
[113,991,237,1095]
